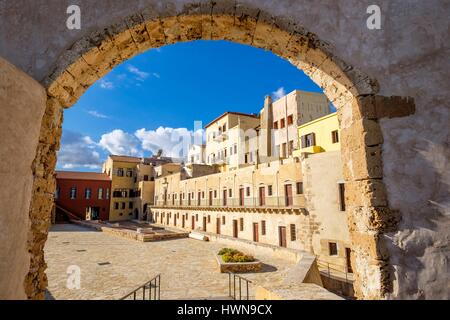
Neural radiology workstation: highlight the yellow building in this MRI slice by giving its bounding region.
[102,155,176,221]
[293,112,340,156]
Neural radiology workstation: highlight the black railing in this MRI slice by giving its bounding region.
[228,273,252,300]
[120,274,161,300]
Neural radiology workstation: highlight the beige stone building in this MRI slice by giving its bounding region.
[102,155,175,221]
[147,89,353,274]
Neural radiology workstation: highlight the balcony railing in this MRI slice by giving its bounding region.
[154,195,305,209]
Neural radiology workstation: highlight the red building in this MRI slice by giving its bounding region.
[54,171,111,222]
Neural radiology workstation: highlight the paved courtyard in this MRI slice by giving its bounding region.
[44,224,296,300]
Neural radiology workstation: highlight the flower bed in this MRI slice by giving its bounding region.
[216,248,262,273]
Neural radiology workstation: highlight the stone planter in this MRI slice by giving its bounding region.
[216,255,262,273]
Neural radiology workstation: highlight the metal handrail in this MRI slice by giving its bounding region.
[153,195,305,209]
[120,274,161,300]
[228,273,252,300]
[316,259,353,283]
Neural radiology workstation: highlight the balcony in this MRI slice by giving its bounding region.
[153,195,305,209]
[213,132,228,142]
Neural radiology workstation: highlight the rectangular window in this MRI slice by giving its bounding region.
[234,144,237,154]
[121,202,126,209]
[246,187,250,197]
[280,118,286,129]
[268,185,273,196]
[290,224,296,241]
[296,182,303,195]
[301,133,316,148]
[126,169,133,177]
[98,188,103,200]
[329,242,338,256]
[70,187,77,200]
[222,216,226,225]
[282,143,287,158]
[143,175,149,181]
[196,214,199,221]
[338,183,346,211]
[114,202,119,210]
[55,187,60,199]
[261,220,266,235]
[117,168,124,177]
[214,190,217,198]
[208,215,211,223]
[239,218,244,231]
[228,189,232,197]
[332,130,339,144]
[223,124,227,132]
[273,121,278,129]
[287,115,294,126]
[129,202,133,209]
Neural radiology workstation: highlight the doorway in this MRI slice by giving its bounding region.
[346,247,353,273]
[216,217,221,235]
[232,220,238,238]
[191,216,195,230]
[259,186,265,206]
[284,184,293,207]
[253,223,259,242]
[202,216,207,232]
[279,226,287,247]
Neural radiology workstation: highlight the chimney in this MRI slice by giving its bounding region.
[260,95,273,161]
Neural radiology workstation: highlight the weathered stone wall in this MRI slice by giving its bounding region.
[0,57,47,299]
[0,0,448,300]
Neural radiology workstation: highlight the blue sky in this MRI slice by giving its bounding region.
[57,40,328,171]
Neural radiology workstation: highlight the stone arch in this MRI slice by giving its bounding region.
[26,4,399,300]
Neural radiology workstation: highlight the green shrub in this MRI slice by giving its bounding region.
[219,248,255,263]
[218,248,239,256]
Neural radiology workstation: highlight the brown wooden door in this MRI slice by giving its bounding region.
[182,215,185,228]
[216,218,221,234]
[191,216,195,230]
[259,186,265,206]
[174,215,177,226]
[209,191,213,206]
[203,216,207,231]
[166,214,169,225]
[198,192,201,206]
[284,184,293,206]
[223,189,227,206]
[346,248,353,273]
[279,226,287,247]
[253,223,259,242]
[239,188,245,206]
[233,220,238,238]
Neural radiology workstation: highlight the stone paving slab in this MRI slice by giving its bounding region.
[44,224,296,300]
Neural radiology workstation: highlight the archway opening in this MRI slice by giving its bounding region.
[27,11,392,300]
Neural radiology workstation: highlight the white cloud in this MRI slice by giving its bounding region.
[135,127,200,159]
[152,72,161,79]
[99,129,141,156]
[99,79,114,89]
[57,131,103,169]
[87,110,110,119]
[271,87,286,100]
[127,64,150,81]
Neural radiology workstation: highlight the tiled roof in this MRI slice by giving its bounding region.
[56,171,111,181]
